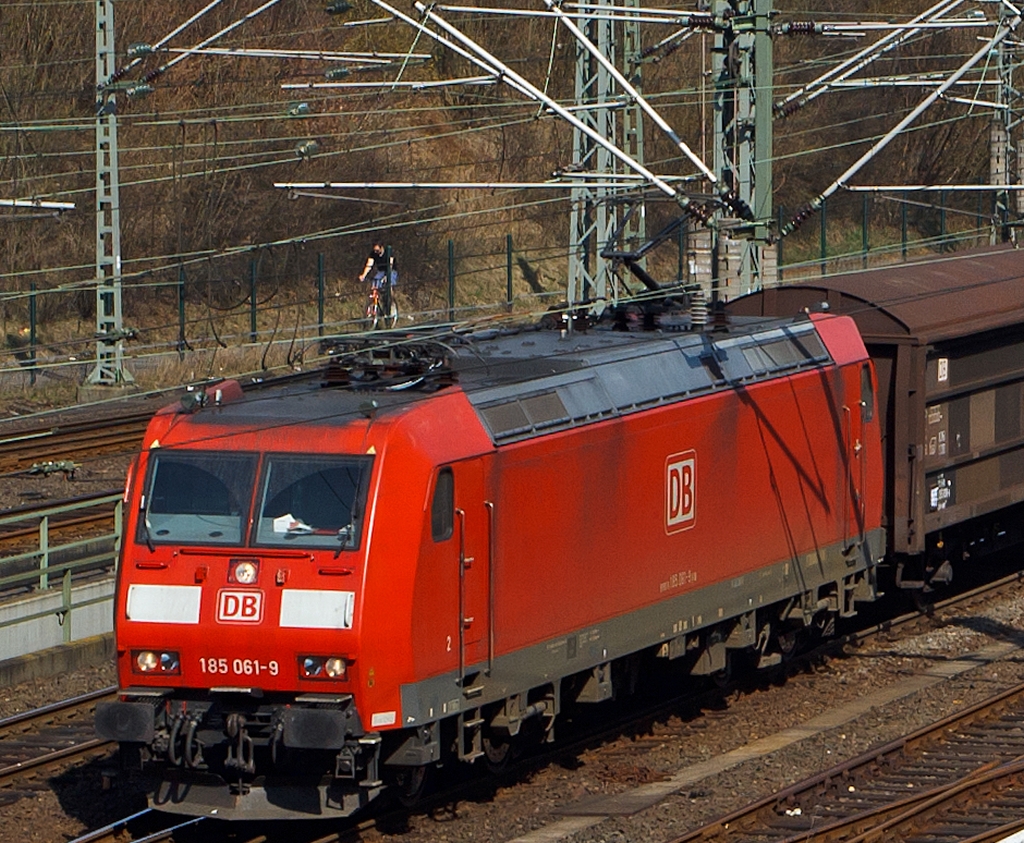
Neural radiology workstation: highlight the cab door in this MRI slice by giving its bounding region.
[451,458,491,690]
[844,363,872,546]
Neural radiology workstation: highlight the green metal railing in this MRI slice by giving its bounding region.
[0,493,122,643]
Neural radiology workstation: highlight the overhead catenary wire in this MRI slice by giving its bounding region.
[775,0,969,116]
[371,0,692,206]
[125,0,286,91]
[6,247,1018,476]
[0,188,582,289]
[1,0,1016,350]
[2,92,977,214]
[781,11,1022,236]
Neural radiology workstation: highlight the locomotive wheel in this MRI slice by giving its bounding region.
[776,627,804,661]
[483,731,513,774]
[392,764,430,807]
[911,587,935,612]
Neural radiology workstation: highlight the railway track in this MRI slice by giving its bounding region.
[0,410,153,476]
[0,369,322,479]
[355,573,1024,840]
[0,687,116,807]
[8,570,1022,843]
[670,678,1024,843]
[65,810,206,843]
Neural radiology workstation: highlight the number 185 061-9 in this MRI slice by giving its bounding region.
[199,657,279,676]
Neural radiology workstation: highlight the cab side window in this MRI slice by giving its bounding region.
[432,468,454,542]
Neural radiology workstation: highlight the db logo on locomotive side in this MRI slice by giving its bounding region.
[665,451,696,534]
[217,589,264,623]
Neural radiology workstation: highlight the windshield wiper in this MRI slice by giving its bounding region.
[140,494,155,553]
[334,524,353,559]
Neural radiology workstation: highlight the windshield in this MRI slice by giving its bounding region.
[254,454,372,550]
[140,452,257,545]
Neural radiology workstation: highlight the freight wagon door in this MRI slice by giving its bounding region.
[453,458,491,689]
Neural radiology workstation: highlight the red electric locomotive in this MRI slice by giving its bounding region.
[97,312,884,819]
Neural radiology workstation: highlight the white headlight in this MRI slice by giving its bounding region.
[233,560,259,584]
[325,657,347,679]
[136,650,159,672]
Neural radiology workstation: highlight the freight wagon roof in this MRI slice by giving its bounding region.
[726,245,1024,345]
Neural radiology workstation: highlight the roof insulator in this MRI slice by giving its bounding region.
[126,83,154,100]
[325,66,350,80]
[126,43,154,59]
[326,1,353,14]
[287,102,312,116]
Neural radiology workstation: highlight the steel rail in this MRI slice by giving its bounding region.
[0,736,112,780]
[0,685,116,734]
[668,648,1024,841]
[0,687,118,789]
[0,411,152,475]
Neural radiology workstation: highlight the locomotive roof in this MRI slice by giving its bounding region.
[191,315,837,446]
[727,244,1024,345]
[455,318,831,444]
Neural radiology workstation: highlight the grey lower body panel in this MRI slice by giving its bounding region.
[400,529,884,724]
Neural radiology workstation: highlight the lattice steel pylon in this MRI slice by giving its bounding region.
[567,0,645,314]
[712,0,774,296]
[88,0,133,387]
[994,0,1022,238]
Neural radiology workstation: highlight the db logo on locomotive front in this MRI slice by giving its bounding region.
[665,450,696,534]
[217,589,264,623]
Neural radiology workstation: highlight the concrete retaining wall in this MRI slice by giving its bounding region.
[0,633,114,688]
[0,578,114,661]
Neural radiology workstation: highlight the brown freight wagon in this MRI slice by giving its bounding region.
[727,245,1024,591]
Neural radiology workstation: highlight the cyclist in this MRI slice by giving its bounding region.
[359,243,399,328]
[359,242,397,290]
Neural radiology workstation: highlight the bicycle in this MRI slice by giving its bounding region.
[365,280,399,330]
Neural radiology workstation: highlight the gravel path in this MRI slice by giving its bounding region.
[3,585,1024,843]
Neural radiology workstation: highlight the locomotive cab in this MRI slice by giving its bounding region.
[95,382,483,819]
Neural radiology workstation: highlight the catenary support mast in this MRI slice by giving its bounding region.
[711,0,774,297]
[567,0,645,314]
[89,0,133,388]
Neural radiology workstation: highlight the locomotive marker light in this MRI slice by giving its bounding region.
[229,558,259,584]
[666,450,697,534]
[133,650,180,674]
[300,655,348,680]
